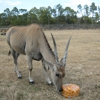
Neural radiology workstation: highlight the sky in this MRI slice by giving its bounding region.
[0,0,100,13]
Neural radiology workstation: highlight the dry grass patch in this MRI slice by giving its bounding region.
[0,29,100,100]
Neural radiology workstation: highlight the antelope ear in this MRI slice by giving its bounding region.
[60,58,66,67]
[43,58,57,71]
[43,58,53,67]
[60,36,72,67]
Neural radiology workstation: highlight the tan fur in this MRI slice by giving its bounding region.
[6,24,70,92]
[6,24,55,61]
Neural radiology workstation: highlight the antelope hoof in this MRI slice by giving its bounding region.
[18,76,22,79]
[29,78,35,84]
[47,82,53,86]
[29,81,35,84]
[17,73,22,79]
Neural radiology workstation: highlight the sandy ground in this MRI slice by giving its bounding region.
[0,29,100,100]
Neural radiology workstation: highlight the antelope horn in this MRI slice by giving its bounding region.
[51,33,59,62]
[61,36,72,67]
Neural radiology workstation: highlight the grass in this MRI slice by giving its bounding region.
[0,29,100,100]
[16,92,24,100]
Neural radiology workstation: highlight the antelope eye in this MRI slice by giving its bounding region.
[56,73,59,77]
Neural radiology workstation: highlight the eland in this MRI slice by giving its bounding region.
[6,24,71,92]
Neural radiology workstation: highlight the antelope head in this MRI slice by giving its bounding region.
[44,34,72,92]
[51,34,72,92]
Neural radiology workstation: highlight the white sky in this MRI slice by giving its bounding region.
[0,0,100,13]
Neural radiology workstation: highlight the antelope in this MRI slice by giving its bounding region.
[6,24,71,92]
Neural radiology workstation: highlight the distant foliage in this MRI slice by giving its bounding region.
[0,2,100,27]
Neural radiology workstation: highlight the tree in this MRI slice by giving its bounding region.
[64,7,76,16]
[90,2,97,28]
[28,7,39,24]
[0,13,7,25]
[11,7,19,16]
[19,9,27,14]
[66,14,77,24]
[84,5,90,17]
[77,4,83,27]
[18,9,28,25]
[3,8,11,25]
[77,4,83,17]
[64,7,77,24]
[10,7,19,25]
[83,5,90,24]
[98,6,100,23]
[52,8,57,23]
[95,12,99,23]
[1,3,100,26]
[98,6,100,15]
[55,4,64,24]
[38,7,47,24]
[46,6,52,25]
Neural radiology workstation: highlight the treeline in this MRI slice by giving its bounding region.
[0,2,100,26]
